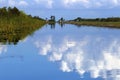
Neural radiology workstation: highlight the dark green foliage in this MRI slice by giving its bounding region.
[66,17,120,28]
[73,17,120,22]
[58,17,65,23]
[48,16,56,22]
[8,7,20,16]
[0,7,20,17]
[74,17,82,22]
[0,7,46,45]
[33,16,45,21]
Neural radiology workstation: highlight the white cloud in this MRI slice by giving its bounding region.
[19,37,28,43]
[8,0,16,6]
[49,52,62,61]
[0,0,28,7]
[0,44,7,54]
[104,53,120,70]
[111,0,120,6]
[62,0,90,8]
[0,0,5,3]
[34,36,52,55]
[18,1,28,6]
[47,0,53,8]
[34,0,53,8]
[60,61,71,72]
[1,0,120,9]
[61,0,120,9]
[34,34,120,79]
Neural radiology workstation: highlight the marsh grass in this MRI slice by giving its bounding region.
[0,8,45,45]
[66,21,120,28]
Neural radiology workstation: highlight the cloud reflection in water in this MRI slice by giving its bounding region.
[0,43,7,54]
[34,26,120,80]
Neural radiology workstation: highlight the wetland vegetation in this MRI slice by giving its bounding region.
[0,7,45,45]
[0,7,120,45]
[65,17,120,28]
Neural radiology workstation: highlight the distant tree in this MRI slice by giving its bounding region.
[95,18,100,21]
[60,17,64,21]
[12,7,20,16]
[0,7,7,17]
[33,16,45,20]
[28,15,32,18]
[4,7,20,17]
[58,17,65,23]
[49,16,55,22]
[8,7,12,12]
[74,17,82,21]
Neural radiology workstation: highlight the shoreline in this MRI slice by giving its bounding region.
[65,21,120,28]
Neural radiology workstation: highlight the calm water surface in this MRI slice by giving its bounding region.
[0,24,120,80]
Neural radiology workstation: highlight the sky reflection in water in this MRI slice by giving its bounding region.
[34,24,120,80]
[0,24,120,80]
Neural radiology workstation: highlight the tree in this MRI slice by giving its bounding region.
[58,17,65,23]
[74,17,82,21]
[50,16,55,22]
[12,7,20,16]
[0,7,7,17]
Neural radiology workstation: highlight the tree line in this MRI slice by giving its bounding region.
[73,17,120,22]
[0,7,44,20]
[0,7,45,45]
[0,7,21,17]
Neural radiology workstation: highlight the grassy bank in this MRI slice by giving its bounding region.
[65,17,120,28]
[65,21,120,28]
[0,7,46,45]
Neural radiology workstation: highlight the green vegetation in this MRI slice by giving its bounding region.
[1,6,120,45]
[73,17,120,22]
[65,17,120,28]
[47,16,56,23]
[0,7,45,45]
[46,16,56,28]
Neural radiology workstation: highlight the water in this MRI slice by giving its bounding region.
[0,24,120,80]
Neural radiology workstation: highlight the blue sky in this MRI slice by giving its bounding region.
[0,0,120,19]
